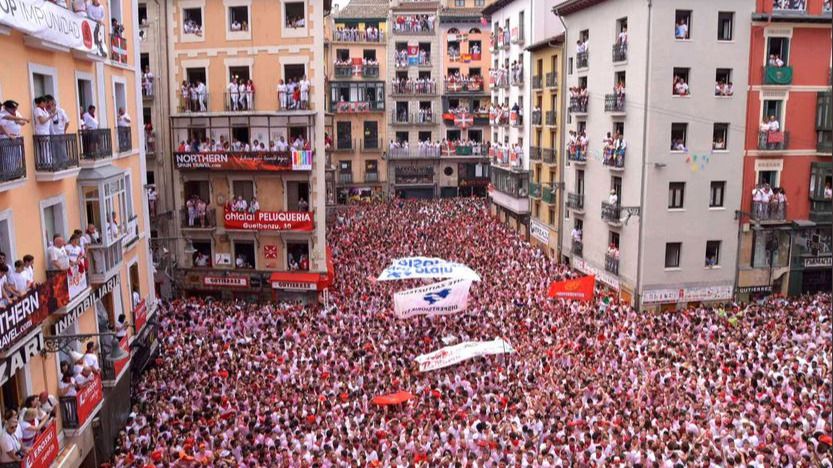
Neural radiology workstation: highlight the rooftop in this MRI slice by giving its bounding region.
[334,0,390,20]
[526,34,564,52]
[439,7,485,20]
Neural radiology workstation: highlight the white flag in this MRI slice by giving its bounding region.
[393,278,472,319]
[414,338,515,372]
[377,256,481,282]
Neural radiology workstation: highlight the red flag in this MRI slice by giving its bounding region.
[547,275,595,301]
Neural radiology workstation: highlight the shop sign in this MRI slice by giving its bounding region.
[203,276,249,288]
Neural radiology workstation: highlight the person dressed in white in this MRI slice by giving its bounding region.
[142,67,154,97]
[228,78,239,111]
[45,96,70,167]
[0,419,23,464]
[33,96,55,165]
[82,106,99,130]
[195,80,207,112]
[117,108,131,127]
[237,80,247,111]
[300,77,310,109]
[608,189,619,205]
[278,80,287,110]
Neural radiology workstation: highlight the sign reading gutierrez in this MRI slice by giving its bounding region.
[224,208,313,231]
[174,151,313,171]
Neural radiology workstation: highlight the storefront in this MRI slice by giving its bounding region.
[640,284,734,310]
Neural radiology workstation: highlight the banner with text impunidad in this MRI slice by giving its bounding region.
[393,278,472,319]
[415,338,515,372]
[377,257,481,282]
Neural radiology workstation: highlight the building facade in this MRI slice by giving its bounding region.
[0,0,156,464]
[557,0,752,308]
[528,36,564,258]
[736,0,832,300]
[165,0,330,299]
[326,0,388,204]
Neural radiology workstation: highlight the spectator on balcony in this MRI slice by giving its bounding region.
[5,261,28,299]
[195,80,207,112]
[82,105,99,130]
[300,76,311,110]
[184,18,202,36]
[147,185,157,217]
[607,243,620,259]
[0,418,23,464]
[38,392,58,420]
[115,313,128,340]
[0,100,28,139]
[825,182,832,199]
[608,189,619,206]
[232,195,248,212]
[613,132,626,166]
[194,250,209,267]
[47,235,70,272]
[74,365,95,387]
[675,18,688,39]
[713,136,726,150]
[571,225,582,242]
[71,0,86,14]
[772,187,788,219]
[45,95,69,143]
[296,197,309,212]
[752,183,773,219]
[33,96,55,164]
[65,233,84,271]
[602,131,614,163]
[111,17,124,38]
[235,253,252,269]
[617,26,628,46]
[142,67,154,97]
[578,131,589,160]
[671,138,687,151]
[227,78,240,111]
[87,0,105,24]
[21,255,34,289]
[576,38,587,54]
[673,76,690,96]
[768,54,785,68]
[83,341,101,373]
[117,107,132,129]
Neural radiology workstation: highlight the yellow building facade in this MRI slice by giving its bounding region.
[528,37,563,258]
[0,0,156,465]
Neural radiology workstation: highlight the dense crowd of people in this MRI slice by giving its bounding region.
[393,14,436,33]
[391,77,437,95]
[332,25,383,42]
[176,133,310,153]
[109,199,831,466]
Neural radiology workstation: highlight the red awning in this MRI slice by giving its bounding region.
[269,248,335,291]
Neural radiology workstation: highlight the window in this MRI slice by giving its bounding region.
[286,241,309,270]
[712,123,729,150]
[234,241,255,269]
[671,123,688,151]
[285,2,306,29]
[672,67,690,96]
[192,240,212,267]
[766,37,790,64]
[138,3,148,25]
[665,242,681,268]
[548,207,555,225]
[809,162,832,200]
[336,121,352,149]
[668,182,685,209]
[364,121,378,149]
[363,49,376,61]
[474,0,484,6]
[710,181,726,207]
[705,240,721,267]
[32,72,56,101]
[129,262,141,308]
[183,8,203,35]
[232,180,255,201]
[285,181,310,211]
[365,160,378,177]
[41,199,66,254]
[0,214,14,262]
[717,12,734,41]
[674,10,691,39]
[817,92,832,151]
[228,6,249,31]
[283,64,306,83]
[715,68,733,96]
[455,0,464,6]
[77,78,95,111]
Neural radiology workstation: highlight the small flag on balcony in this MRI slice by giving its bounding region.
[291,150,313,170]
[454,112,473,129]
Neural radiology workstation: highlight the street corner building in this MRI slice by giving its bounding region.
[0,0,159,465]
[146,0,332,301]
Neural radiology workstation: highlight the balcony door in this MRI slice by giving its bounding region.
[363,121,378,149]
[337,121,352,150]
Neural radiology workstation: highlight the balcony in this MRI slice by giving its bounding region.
[541,185,555,204]
[511,27,525,45]
[444,79,485,94]
[751,200,787,223]
[567,149,587,165]
[603,148,626,171]
[0,138,27,185]
[542,148,556,164]
[145,132,157,157]
[122,215,140,248]
[510,114,524,127]
[87,240,124,283]
[567,192,584,211]
[334,65,353,79]
[365,172,380,183]
[810,198,832,223]
[771,0,807,14]
[117,126,132,153]
[331,30,385,43]
[601,202,621,224]
[576,51,589,69]
[529,146,542,161]
[390,111,436,125]
[763,65,793,85]
[60,375,103,430]
[605,252,620,275]
[612,44,627,63]
[181,207,218,229]
[546,72,558,88]
[531,110,542,125]
[532,75,543,90]
[604,93,626,113]
[388,147,441,158]
[391,82,437,95]
[333,101,385,113]
[142,79,154,100]
[572,239,583,257]
[79,129,113,161]
[363,64,380,79]
[442,144,486,157]
[569,96,588,114]
[545,111,556,126]
[223,91,257,112]
[33,134,80,175]
[110,34,128,65]
[511,71,524,87]
[338,172,353,184]
[361,139,381,152]
[179,93,209,113]
[333,138,355,152]
[529,181,542,198]
[757,130,789,151]
[392,24,435,35]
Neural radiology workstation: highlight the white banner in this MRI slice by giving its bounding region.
[393,278,472,319]
[377,256,481,282]
[0,0,108,57]
[414,338,515,372]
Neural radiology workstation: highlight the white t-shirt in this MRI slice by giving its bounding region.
[50,108,69,135]
[0,110,22,138]
[82,112,99,130]
[87,3,105,22]
[0,431,21,462]
[33,107,51,136]
[7,271,27,294]
[117,113,131,127]
[58,378,77,397]
[65,243,82,265]
[84,352,100,371]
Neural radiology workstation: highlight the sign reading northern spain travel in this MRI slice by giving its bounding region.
[377,257,481,282]
[224,208,313,231]
[174,150,313,171]
[0,0,107,57]
[393,278,473,319]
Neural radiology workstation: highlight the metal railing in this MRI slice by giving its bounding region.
[110,34,128,64]
[545,111,556,126]
[601,202,621,223]
[338,172,353,184]
[334,138,355,151]
[567,149,587,163]
[122,215,139,247]
[78,129,113,161]
[531,110,542,125]
[223,91,256,111]
[605,94,626,113]
[179,94,209,112]
[529,181,541,198]
[444,80,484,93]
[567,192,584,210]
[758,130,789,150]
[333,101,385,113]
[390,82,437,95]
[142,80,154,99]
[510,71,524,87]
[546,72,558,88]
[87,241,124,283]
[117,126,132,153]
[59,376,102,429]
[363,65,380,78]
[751,200,787,222]
[334,65,353,79]
[33,134,80,172]
[388,147,442,158]
[331,30,385,43]
[542,185,555,204]
[543,148,556,164]
[0,138,26,182]
[576,51,589,69]
[181,207,217,228]
[572,239,583,257]
[510,114,523,127]
[390,111,436,124]
[529,146,542,161]
[569,96,588,113]
[364,172,379,182]
[612,43,627,62]
[605,253,620,275]
[391,24,435,35]
[532,75,542,89]
[603,148,626,169]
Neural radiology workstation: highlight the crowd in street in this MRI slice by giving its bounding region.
[109,199,831,466]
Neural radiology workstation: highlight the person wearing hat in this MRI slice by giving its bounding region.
[0,100,29,139]
[70,350,86,376]
[0,418,23,463]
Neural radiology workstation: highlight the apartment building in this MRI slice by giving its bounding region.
[736,0,832,300]
[327,0,388,203]
[528,36,564,258]
[556,0,752,308]
[0,0,156,464]
[166,0,331,299]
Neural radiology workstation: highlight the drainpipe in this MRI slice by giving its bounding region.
[634,0,652,309]
[554,10,568,263]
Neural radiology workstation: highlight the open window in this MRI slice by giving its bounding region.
[234,241,255,269]
[286,241,309,270]
[228,6,250,31]
[715,68,733,96]
[674,10,691,39]
[671,123,688,151]
[283,64,306,83]
[129,262,142,308]
[285,2,306,29]
[766,36,790,65]
[286,181,310,211]
[183,7,203,36]
[672,67,690,96]
[192,240,212,267]
[717,12,734,41]
[41,199,66,256]
[712,123,729,150]
[705,240,721,267]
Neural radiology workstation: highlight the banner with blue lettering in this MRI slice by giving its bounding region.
[377,256,481,282]
[393,278,472,319]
